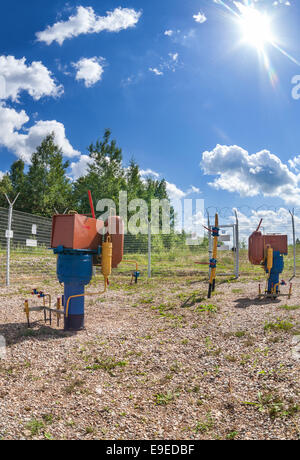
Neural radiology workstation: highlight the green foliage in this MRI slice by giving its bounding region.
[24,134,73,216]
[195,412,214,434]
[195,304,218,314]
[226,431,239,440]
[234,331,246,338]
[0,173,13,207]
[154,391,179,406]
[279,305,300,311]
[86,356,128,372]
[25,419,45,436]
[72,129,170,221]
[73,129,126,214]
[243,392,299,419]
[264,319,294,332]
[1,134,73,216]
[1,130,174,228]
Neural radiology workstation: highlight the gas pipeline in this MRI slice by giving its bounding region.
[248,219,292,299]
[23,192,125,332]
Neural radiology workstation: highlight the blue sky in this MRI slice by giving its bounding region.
[1,0,300,213]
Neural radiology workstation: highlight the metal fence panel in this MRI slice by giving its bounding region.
[1,206,299,287]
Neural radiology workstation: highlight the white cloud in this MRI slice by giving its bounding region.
[193,12,207,24]
[36,6,141,45]
[70,155,93,179]
[273,1,291,6]
[0,170,5,180]
[149,67,164,76]
[73,57,105,87]
[187,185,201,194]
[140,169,160,178]
[169,52,179,62]
[164,29,181,39]
[121,71,144,87]
[232,208,298,244]
[288,155,300,171]
[166,182,187,200]
[149,52,180,77]
[201,144,300,205]
[0,55,63,102]
[0,103,79,163]
[138,170,199,201]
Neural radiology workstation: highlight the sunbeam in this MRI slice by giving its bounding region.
[216,0,300,86]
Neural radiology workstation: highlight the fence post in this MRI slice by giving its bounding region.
[289,209,296,280]
[4,193,19,287]
[234,209,240,279]
[207,211,212,279]
[148,221,151,279]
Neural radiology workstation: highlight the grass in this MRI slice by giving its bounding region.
[264,319,294,332]
[86,357,128,372]
[195,304,218,314]
[1,241,300,288]
[195,412,214,434]
[226,431,239,440]
[234,331,246,338]
[243,392,300,419]
[65,379,85,394]
[279,305,300,311]
[25,419,45,436]
[154,391,180,406]
[25,415,54,438]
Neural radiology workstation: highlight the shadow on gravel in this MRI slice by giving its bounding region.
[0,321,76,346]
[234,297,281,309]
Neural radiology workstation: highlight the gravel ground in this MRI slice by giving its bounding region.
[0,274,299,440]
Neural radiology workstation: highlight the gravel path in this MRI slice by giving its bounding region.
[0,275,299,440]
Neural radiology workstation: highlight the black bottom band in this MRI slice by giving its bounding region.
[208,283,212,299]
[64,314,85,331]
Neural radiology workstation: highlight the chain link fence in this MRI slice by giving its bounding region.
[0,206,299,286]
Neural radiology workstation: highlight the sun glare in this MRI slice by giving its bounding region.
[238,6,274,50]
[216,0,300,87]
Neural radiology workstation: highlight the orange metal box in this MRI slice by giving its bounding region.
[51,215,104,250]
[249,232,288,265]
[106,216,124,268]
[264,235,288,255]
[248,231,264,265]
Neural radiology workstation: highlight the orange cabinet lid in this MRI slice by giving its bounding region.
[51,214,104,250]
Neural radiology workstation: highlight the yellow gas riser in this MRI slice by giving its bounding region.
[266,247,273,274]
[102,242,113,278]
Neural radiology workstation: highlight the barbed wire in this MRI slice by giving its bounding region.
[205,204,300,219]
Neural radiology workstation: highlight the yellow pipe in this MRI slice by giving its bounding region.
[273,283,280,295]
[56,297,61,326]
[44,294,51,309]
[65,278,108,318]
[24,300,30,325]
[102,239,112,278]
[266,246,273,274]
[288,284,292,299]
[123,260,139,272]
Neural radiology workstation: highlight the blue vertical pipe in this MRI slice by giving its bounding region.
[54,247,94,331]
[266,251,284,294]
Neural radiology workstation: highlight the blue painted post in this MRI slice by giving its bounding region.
[54,246,96,331]
[267,251,284,294]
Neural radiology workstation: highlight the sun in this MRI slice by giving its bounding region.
[238,5,274,50]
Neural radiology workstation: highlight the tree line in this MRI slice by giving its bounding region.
[0,129,170,219]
